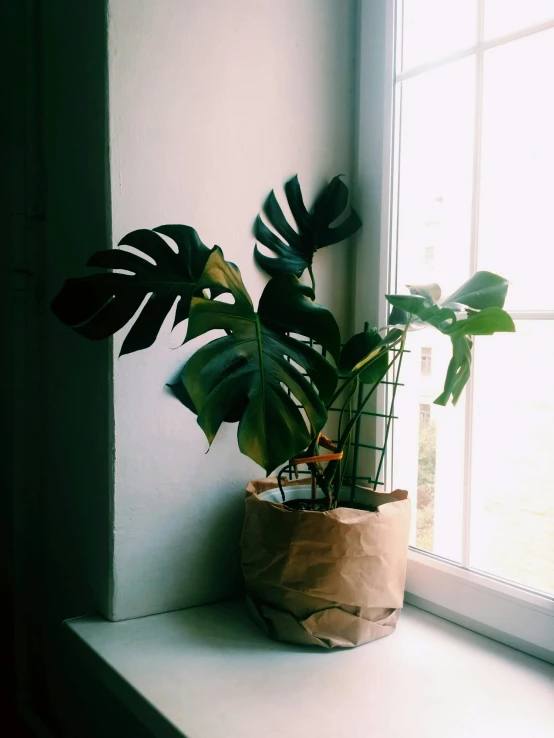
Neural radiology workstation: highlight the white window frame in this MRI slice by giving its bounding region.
[355,0,554,663]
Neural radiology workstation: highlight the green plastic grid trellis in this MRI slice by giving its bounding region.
[288,331,408,503]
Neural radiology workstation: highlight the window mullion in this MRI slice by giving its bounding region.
[396,18,554,84]
[396,45,479,83]
[508,311,554,321]
[461,0,486,571]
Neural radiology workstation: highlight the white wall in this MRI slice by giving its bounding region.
[107,0,358,620]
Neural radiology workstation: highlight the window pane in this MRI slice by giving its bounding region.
[400,0,477,72]
[478,30,554,310]
[485,0,554,39]
[470,322,554,596]
[395,58,475,298]
[392,329,466,562]
[393,59,476,562]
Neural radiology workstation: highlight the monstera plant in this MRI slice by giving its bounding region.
[52,173,516,649]
[51,175,514,507]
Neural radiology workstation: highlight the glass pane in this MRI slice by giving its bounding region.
[485,0,554,39]
[392,328,466,563]
[470,322,554,596]
[478,29,554,310]
[395,58,475,298]
[392,58,476,562]
[400,0,477,72]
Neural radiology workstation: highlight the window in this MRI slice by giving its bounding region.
[419,403,430,423]
[358,0,554,659]
[422,245,435,268]
[420,347,432,375]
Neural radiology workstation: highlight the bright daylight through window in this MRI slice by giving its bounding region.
[389,0,554,597]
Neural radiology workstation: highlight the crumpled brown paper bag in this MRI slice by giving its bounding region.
[240,477,411,649]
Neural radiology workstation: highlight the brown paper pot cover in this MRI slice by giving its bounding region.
[240,477,411,649]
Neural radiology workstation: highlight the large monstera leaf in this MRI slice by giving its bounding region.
[386,271,515,405]
[253,175,362,279]
[51,225,215,356]
[179,249,341,474]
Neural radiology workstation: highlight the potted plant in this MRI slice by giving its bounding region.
[51,175,514,648]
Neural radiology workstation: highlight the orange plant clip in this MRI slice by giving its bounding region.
[278,433,344,504]
[290,452,343,466]
[288,449,344,501]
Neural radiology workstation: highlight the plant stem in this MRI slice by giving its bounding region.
[313,319,411,505]
[306,424,329,502]
[332,323,410,454]
[338,388,355,489]
[329,380,357,507]
[336,353,402,454]
[308,265,316,294]
[327,331,405,409]
[337,377,358,443]
[321,350,402,493]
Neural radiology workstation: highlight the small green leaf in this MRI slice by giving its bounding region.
[417,305,458,330]
[386,294,427,315]
[346,327,403,378]
[388,306,411,326]
[434,337,473,406]
[443,271,509,310]
[407,283,441,304]
[443,307,515,339]
[385,272,515,408]
[340,327,388,384]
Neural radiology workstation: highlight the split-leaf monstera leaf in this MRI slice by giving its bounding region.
[386,271,515,405]
[253,175,362,279]
[179,248,341,474]
[51,225,216,356]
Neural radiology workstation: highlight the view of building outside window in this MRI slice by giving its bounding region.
[420,347,432,376]
[390,1,554,596]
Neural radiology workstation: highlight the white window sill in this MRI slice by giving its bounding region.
[405,550,554,663]
[65,601,554,738]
